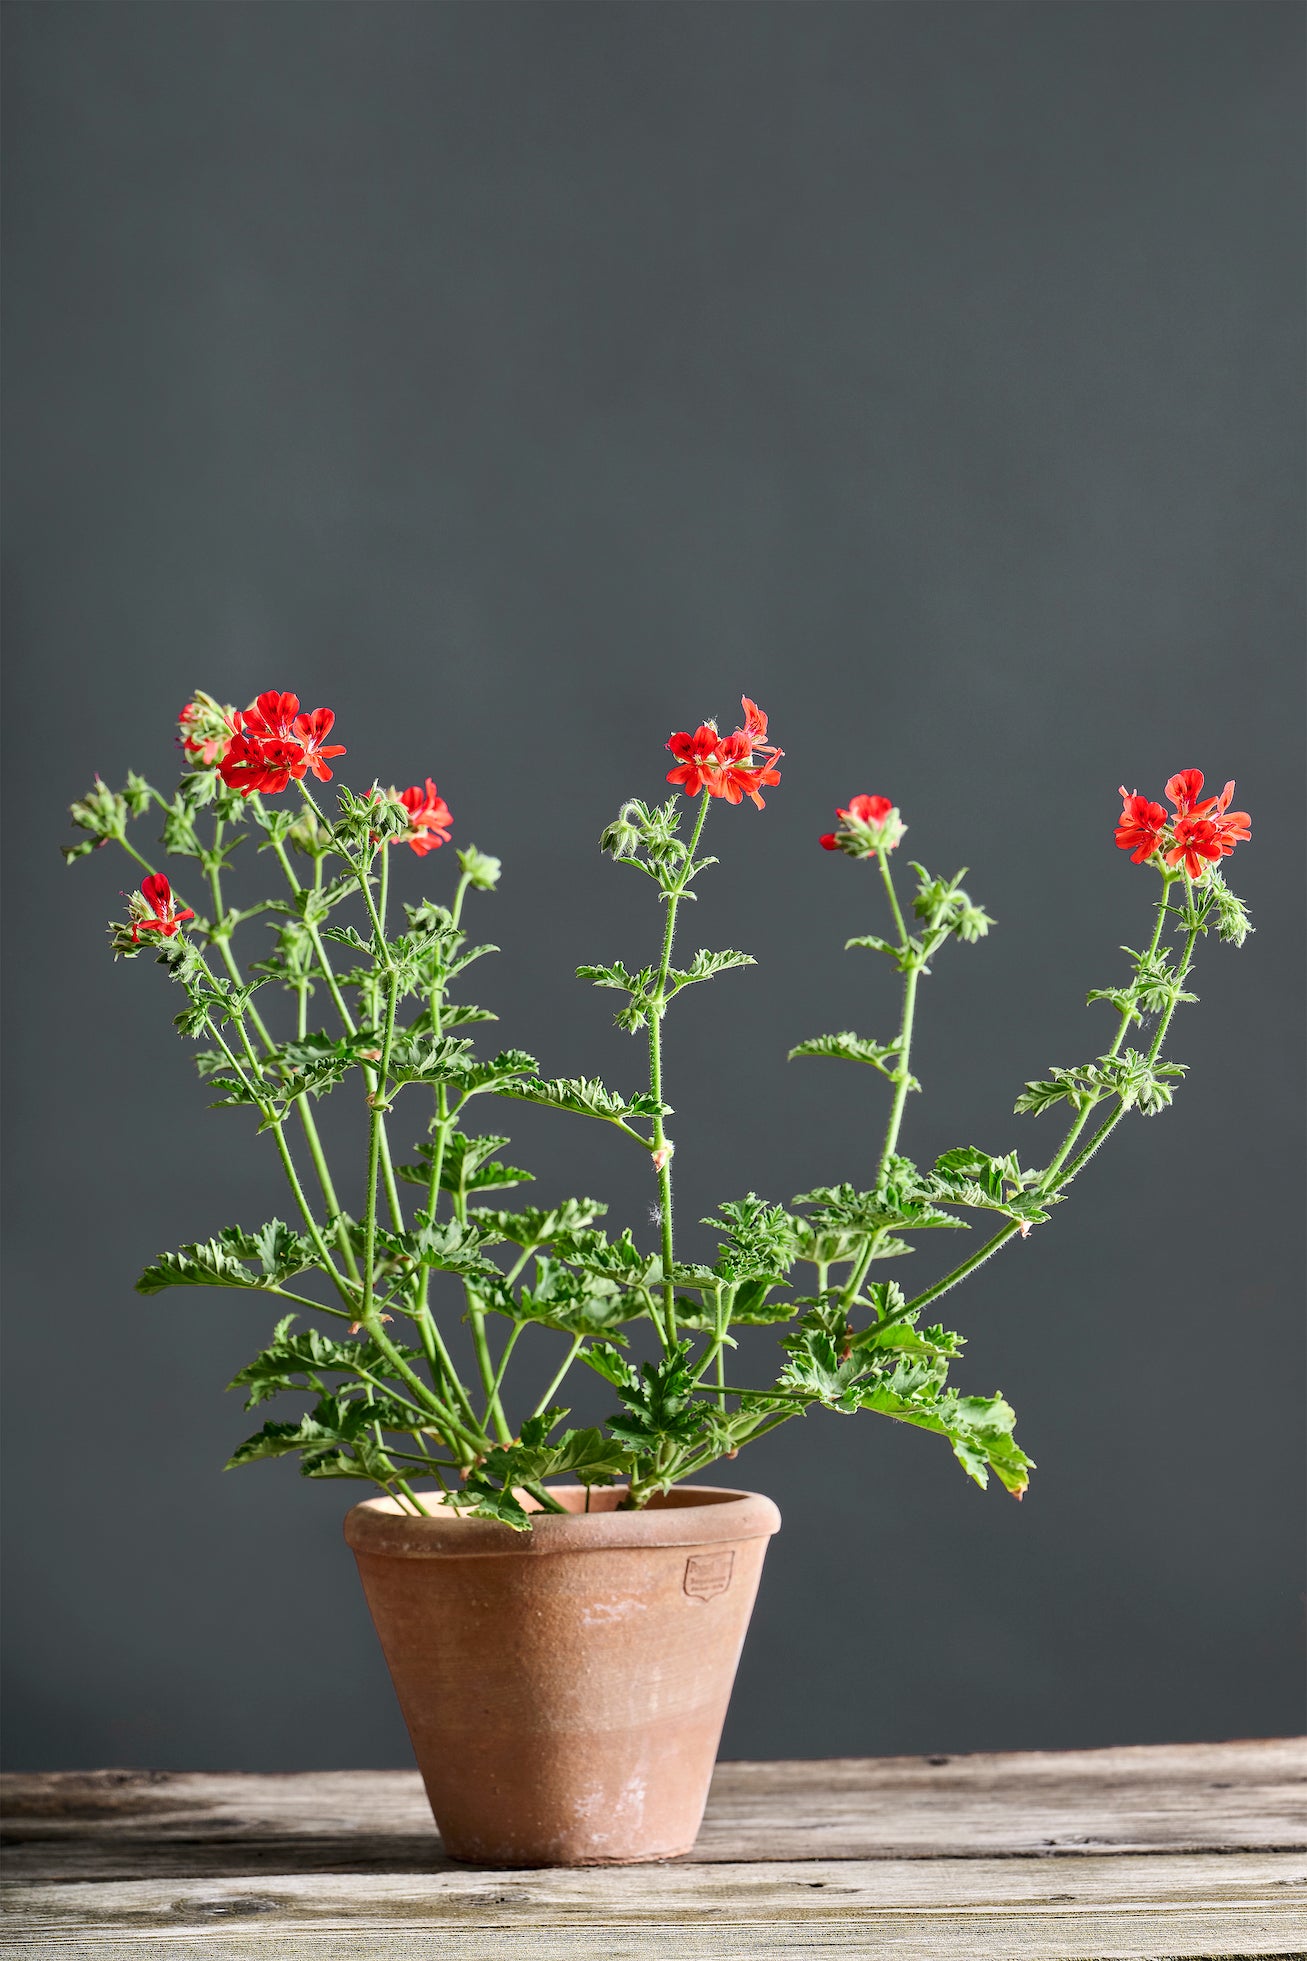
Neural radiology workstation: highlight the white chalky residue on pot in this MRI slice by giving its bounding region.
[579,1595,647,1627]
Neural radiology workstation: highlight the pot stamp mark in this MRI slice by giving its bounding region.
[684,1550,734,1601]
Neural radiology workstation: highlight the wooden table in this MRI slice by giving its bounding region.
[3,1740,1305,1957]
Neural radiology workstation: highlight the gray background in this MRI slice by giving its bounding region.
[3,0,1303,1772]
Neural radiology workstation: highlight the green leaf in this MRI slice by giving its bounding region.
[606,1341,714,1452]
[471,1198,607,1247]
[373,1216,501,1280]
[549,1227,656,1284]
[703,1195,799,1283]
[441,1002,499,1028]
[227,1394,382,1469]
[136,1221,316,1295]
[910,863,995,946]
[453,1049,539,1095]
[499,1076,668,1124]
[725,1276,799,1325]
[228,1321,429,1410]
[778,1312,871,1412]
[396,1131,535,1195]
[462,1413,631,1516]
[578,1339,633,1388]
[788,1032,908,1083]
[512,1258,637,1337]
[387,1035,479,1086]
[862,1383,1033,1496]
[795,1176,969,1235]
[667,948,756,992]
[927,1148,1055,1227]
[576,959,652,994]
[269,1031,382,1099]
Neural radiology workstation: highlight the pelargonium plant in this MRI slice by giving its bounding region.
[66,694,1252,1526]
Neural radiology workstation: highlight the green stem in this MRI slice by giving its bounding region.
[1039,880,1176,1191]
[125,827,359,1281]
[483,1319,525,1429]
[530,1335,585,1420]
[648,792,711,1347]
[467,1292,512,1444]
[844,848,920,1307]
[905,882,1203,1323]
[361,965,401,1333]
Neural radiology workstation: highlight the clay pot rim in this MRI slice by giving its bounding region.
[344,1483,781,1557]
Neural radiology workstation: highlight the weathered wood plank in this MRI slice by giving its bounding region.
[1,1921,1302,1960]
[3,1740,1303,1879]
[4,1850,1304,1926]
[3,1861,1306,1958]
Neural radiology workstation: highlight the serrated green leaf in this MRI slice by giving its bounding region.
[788,1032,905,1081]
[499,1075,668,1124]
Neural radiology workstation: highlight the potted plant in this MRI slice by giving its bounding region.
[66,692,1252,1865]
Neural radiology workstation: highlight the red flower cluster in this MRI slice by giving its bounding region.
[394,779,453,856]
[665,698,782,809]
[131,873,195,942]
[1115,770,1251,878]
[217,692,346,797]
[820,794,906,858]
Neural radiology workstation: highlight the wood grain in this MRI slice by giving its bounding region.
[4,1743,1305,1958]
[3,1740,1303,1878]
[4,1872,1305,1959]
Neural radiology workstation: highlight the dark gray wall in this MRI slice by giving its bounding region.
[3,1,1303,1772]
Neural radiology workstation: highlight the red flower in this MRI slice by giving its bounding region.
[820,794,905,856]
[665,698,782,807]
[666,724,726,798]
[712,731,782,809]
[1117,772,1250,875]
[130,873,195,941]
[1166,815,1224,880]
[740,697,780,756]
[395,778,453,855]
[291,706,346,784]
[217,692,345,797]
[1164,769,1214,819]
[1203,779,1251,857]
[1114,789,1168,864]
[238,691,301,742]
[218,731,307,797]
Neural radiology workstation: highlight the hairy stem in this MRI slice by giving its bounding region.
[648,792,711,1347]
[843,848,919,1307]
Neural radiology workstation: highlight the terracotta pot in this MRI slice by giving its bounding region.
[345,1483,781,1866]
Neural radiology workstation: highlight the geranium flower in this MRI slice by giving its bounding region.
[395,778,453,855]
[713,731,783,809]
[740,697,780,756]
[218,732,307,797]
[290,707,346,784]
[217,692,345,796]
[666,724,726,798]
[1166,815,1224,880]
[130,873,195,942]
[1114,790,1168,864]
[1164,769,1215,819]
[1117,773,1250,875]
[1203,780,1251,857]
[666,699,782,807]
[820,794,905,856]
[237,691,303,743]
